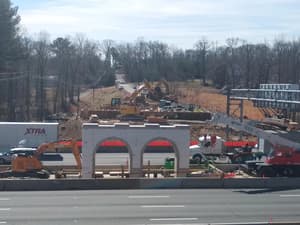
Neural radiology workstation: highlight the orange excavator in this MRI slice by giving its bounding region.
[0,139,81,179]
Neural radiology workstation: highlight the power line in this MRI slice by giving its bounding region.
[0,71,105,88]
[0,71,24,75]
[0,75,27,81]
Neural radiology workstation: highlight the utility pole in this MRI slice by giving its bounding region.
[239,99,244,140]
[226,86,231,140]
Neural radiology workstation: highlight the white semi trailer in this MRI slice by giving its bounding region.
[0,122,59,151]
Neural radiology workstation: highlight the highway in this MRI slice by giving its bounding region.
[0,189,300,224]
[43,153,174,166]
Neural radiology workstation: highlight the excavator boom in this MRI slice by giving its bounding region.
[38,139,82,170]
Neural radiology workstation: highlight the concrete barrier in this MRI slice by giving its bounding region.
[0,179,140,191]
[1,177,300,191]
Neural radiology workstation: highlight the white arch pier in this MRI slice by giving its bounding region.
[82,123,190,178]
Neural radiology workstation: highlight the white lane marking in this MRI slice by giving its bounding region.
[280,194,300,197]
[212,222,270,225]
[146,222,270,225]
[0,222,7,224]
[142,224,202,225]
[150,217,198,221]
[128,195,169,198]
[0,199,9,201]
[0,209,10,211]
[141,205,185,208]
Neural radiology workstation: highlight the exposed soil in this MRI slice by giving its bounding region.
[172,81,265,120]
[62,81,262,142]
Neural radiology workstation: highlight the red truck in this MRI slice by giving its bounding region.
[212,113,300,177]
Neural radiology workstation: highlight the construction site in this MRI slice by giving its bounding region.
[1,72,300,181]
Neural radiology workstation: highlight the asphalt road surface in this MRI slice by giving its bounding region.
[0,189,300,225]
[43,153,175,166]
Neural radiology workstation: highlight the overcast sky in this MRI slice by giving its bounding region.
[12,0,300,49]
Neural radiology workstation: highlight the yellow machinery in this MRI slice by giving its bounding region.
[10,139,81,178]
[119,104,140,116]
[111,97,140,116]
[111,82,150,118]
[157,78,170,95]
[111,79,170,120]
[145,79,170,101]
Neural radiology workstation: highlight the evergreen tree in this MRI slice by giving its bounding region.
[0,0,21,71]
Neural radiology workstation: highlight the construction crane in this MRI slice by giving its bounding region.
[111,86,145,119]
[146,79,170,101]
[212,113,300,177]
[127,82,149,104]
[0,139,81,179]
[110,79,171,120]
[111,81,151,120]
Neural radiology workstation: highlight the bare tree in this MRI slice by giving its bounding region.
[20,37,34,121]
[195,37,210,85]
[34,32,50,121]
[72,34,86,103]
[273,38,287,83]
[254,43,273,86]
[225,38,240,88]
[288,40,300,83]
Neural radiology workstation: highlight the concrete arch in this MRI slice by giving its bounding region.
[93,137,133,176]
[141,137,179,173]
[82,123,190,178]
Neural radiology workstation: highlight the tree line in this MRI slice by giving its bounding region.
[118,37,300,90]
[1,0,300,121]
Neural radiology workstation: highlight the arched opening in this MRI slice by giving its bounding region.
[141,138,178,178]
[94,138,131,178]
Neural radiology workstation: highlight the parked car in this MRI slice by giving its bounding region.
[0,148,36,164]
[0,152,14,164]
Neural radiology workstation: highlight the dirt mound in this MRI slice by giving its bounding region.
[79,87,126,110]
[174,83,264,120]
[172,81,264,141]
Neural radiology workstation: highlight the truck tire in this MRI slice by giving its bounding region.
[36,170,50,179]
[233,156,243,164]
[282,167,295,177]
[0,158,5,165]
[257,167,276,177]
[192,154,203,164]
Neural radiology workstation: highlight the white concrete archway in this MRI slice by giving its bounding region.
[141,137,179,175]
[82,123,190,178]
[95,137,132,173]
